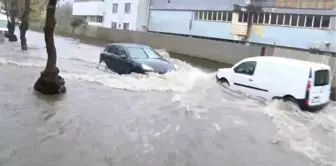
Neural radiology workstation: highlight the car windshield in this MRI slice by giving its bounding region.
[127,47,161,59]
[143,48,161,59]
[0,20,6,28]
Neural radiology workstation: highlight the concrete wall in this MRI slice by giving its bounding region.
[148,10,193,35]
[273,48,336,77]
[95,27,263,65]
[249,25,336,52]
[190,20,234,40]
[30,22,263,65]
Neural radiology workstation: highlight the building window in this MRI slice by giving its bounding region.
[124,3,131,13]
[305,15,313,27]
[248,13,331,29]
[258,13,264,24]
[85,16,103,23]
[297,15,305,26]
[112,3,118,13]
[321,16,330,28]
[111,22,117,28]
[284,14,290,25]
[264,13,270,24]
[123,23,129,30]
[291,14,298,26]
[238,12,249,23]
[270,13,277,24]
[313,16,322,27]
[194,11,232,22]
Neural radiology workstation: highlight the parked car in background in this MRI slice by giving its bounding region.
[99,43,179,74]
[0,14,8,40]
[216,56,331,111]
[0,13,8,37]
[0,31,4,43]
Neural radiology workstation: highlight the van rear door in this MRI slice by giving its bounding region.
[309,68,331,106]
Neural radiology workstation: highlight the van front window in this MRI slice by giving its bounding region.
[314,70,329,86]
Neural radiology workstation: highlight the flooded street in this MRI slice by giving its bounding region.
[0,30,335,166]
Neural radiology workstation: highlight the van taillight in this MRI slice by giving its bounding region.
[305,80,311,105]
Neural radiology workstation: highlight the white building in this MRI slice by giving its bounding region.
[72,0,105,27]
[72,0,150,31]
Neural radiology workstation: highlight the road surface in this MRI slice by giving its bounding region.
[0,30,335,166]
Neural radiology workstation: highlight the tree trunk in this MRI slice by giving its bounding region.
[19,0,31,50]
[5,0,18,42]
[34,0,66,95]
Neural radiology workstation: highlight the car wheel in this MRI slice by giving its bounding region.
[217,77,230,88]
[123,67,133,75]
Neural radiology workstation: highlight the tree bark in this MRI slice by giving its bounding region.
[34,0,66,95]
[5,0,18,41]
[19,0,30,50]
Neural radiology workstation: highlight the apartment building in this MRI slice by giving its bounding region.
[72,0,150,31]
[72,0,105,26]
[147,0,336,52]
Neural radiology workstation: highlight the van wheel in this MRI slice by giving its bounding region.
[283,96,299,107]
[217,77,230,88]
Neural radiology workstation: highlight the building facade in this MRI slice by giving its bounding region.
[72,0,150,31]
[147,0,336,52]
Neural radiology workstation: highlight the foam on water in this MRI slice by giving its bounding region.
[171,76,336,165]
[264,100,336,166]
[0,48,210,92]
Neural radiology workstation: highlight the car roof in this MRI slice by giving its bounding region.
[107,43,151,48]
[244,56,330,70]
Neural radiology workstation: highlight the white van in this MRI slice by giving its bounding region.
[216,56,331,111]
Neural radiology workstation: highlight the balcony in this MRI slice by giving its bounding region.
[231,22,248,36]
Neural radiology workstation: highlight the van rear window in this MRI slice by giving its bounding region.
[314,70,329,86]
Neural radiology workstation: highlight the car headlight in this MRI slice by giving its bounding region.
[173,64,179,70]
[141,63,153,71]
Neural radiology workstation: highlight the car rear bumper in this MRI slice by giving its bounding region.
[297,99,329,112]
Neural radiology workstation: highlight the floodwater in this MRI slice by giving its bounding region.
[0,30,335,166]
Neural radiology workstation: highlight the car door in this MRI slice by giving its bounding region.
[114,46,133,74]
[103,45,119,72]
[231,61,259,97]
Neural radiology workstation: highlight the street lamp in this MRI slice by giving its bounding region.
[322,41,332,65]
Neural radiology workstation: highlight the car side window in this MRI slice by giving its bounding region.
[233,61,257,76]
[115,46,127,58]
[107,45,118,54]
[103,46,109,52]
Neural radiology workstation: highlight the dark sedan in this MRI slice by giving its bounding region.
[99,43,178,74]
